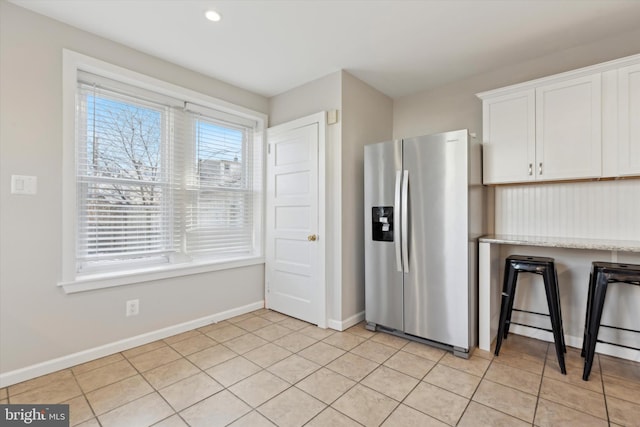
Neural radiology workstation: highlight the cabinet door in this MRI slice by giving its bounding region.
[482,90,535,184]
[618,63,640,176]
[535,74,602,181]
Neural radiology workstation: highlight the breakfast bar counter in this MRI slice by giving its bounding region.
[478,234,640,360]
[480,234,640,253]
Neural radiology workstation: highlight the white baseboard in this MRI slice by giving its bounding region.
[0,301,264,388]
[508,324,555,344]
[327,311,365,331]
[508,324,640,362]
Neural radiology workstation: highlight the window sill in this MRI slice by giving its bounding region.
[58,256,265,294]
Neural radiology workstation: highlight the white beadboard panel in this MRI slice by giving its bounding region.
[495,180,640,240]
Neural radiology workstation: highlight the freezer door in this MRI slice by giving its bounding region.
[403,130,470,349]
[364,140,404,331]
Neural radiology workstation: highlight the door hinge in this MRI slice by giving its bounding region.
[268,144,271,154]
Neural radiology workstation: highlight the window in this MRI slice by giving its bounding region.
[77,79,170,269]
[187,117,254,256]
[61,51,264,291]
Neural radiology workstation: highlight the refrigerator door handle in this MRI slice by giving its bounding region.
[394,170,403,272]
[401,170,409,273]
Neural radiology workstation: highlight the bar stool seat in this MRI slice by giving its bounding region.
[581,261,640,381]
[495,255,567,374]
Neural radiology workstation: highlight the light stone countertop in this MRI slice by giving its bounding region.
[479,234,640,253]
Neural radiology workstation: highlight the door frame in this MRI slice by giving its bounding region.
[266,111,327,328]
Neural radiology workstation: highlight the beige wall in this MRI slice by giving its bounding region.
[268,72,341,127]
[340,72,392,319]
[393,27,640,237]
[5,0,640,383]
[0,1,268,378]
[268,73,344,324]
[268,71,391,325]
[393,27,640,139]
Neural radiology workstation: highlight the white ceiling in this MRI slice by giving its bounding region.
[9,0,640,98]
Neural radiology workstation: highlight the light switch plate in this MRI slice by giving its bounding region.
[11,175,37,195]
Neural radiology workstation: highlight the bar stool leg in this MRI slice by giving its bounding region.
[551,265,567,353]
[495,260,517,356]
[504,269,519,339]
[542,266,566,374]
[581,266,597,358]
[583,272,609,381]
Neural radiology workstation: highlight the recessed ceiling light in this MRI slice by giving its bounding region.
[205,9,222,22]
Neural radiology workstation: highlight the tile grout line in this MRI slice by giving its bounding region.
[459,349,498,426]
[226,333,327,424]
[111,347,177,427]
[211,314,326,425]
[234,322,374,425]
[152,309,280,425]
[532,342,550,427]
[87,321,245,426]
[7,312,639,427]
[598,355,611,425]
[68,365,100,427]
[457,376,483,424]
[376,347,445,426]
[539,348,612,424]
[231,323,398,425]
[336,331,406,426]
[467,343,547,426]
[17,317,367,426]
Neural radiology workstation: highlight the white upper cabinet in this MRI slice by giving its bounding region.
[618,63,640,176]
[478,53,640,185]
[482,91,535,184]
[535,74,602,181]
[480,74,601,184]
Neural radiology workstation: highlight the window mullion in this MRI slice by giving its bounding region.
[169,106,193,263]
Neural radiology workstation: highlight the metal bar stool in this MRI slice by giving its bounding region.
[495,255,567,374]
[581,261,640,381]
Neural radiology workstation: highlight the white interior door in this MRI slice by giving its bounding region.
[266,114,325,326]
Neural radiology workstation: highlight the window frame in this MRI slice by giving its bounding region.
[60,50,266,293]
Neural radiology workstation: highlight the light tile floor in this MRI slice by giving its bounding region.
[3,309,640,426]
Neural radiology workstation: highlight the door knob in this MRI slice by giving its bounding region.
[308,234,317,241]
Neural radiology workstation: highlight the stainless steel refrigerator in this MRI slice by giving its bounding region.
[364,129,484,357]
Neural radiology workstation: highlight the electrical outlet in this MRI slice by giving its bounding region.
[126,299,139,317]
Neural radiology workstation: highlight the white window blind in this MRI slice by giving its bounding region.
[186,115,254,255]
[75,71,262,275]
